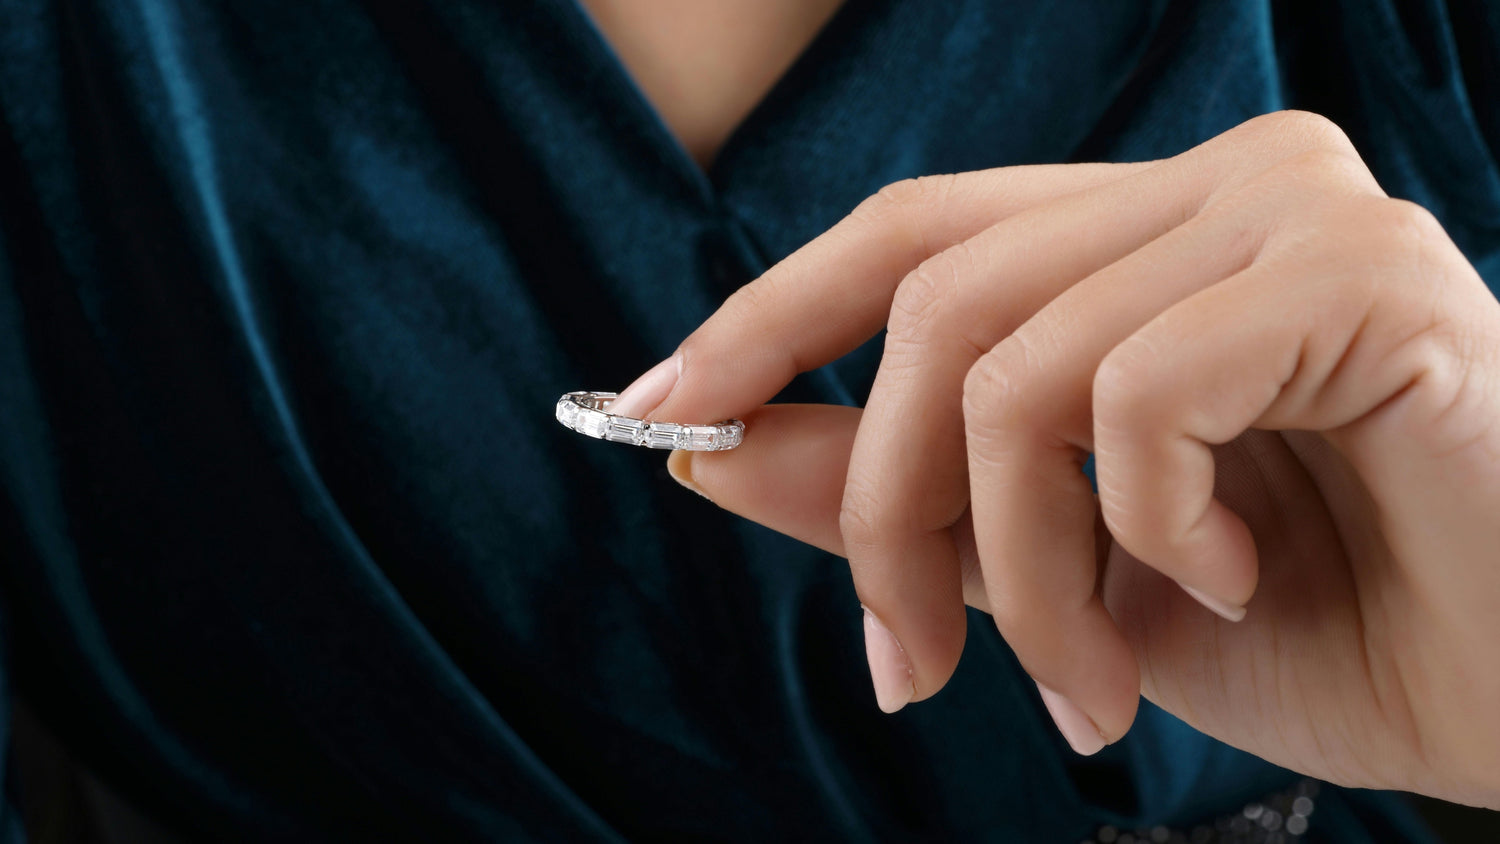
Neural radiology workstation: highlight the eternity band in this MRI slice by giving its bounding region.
[555,391,745,451]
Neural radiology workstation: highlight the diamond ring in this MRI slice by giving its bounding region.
[555,391,745,451]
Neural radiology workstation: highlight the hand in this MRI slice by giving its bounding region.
[610,112,1500,807]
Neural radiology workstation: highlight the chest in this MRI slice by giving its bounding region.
[575,0,846,167]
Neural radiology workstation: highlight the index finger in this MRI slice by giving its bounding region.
[609,163,1153,424]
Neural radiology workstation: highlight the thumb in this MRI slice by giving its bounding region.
[667,404,858,559]
[666,403,991,613]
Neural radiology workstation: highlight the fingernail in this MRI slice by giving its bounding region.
[609,355,681,419]
[666,450,711,500]
[862,606,915,714]
[1036,682,1108,756]
[1181,584,1246,622]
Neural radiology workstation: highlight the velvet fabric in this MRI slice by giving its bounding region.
[0,0,1496,840]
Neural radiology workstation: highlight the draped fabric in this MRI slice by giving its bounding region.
[0,0,1495,839]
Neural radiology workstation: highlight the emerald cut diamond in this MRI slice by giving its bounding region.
[679,426,718,450]
[576,408,609,439]
[606,418,647,445]
[647,423,683,449]
[713,426,744,450]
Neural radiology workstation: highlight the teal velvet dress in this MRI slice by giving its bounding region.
[0,0,1496,840]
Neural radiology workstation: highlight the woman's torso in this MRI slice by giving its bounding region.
[2,1,1496,840]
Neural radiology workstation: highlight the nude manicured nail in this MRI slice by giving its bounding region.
[666,450,710,500]
[862,606,915,714]
[608,355,681,419]
[1036,682,1107,756]
[1181,584,1246,622]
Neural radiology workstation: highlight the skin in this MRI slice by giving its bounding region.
[577,0,844,167]
[616,112,1500,808]
[583,0,1500,813]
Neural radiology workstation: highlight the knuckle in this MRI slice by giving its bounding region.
[1357,198,1478,346]
[850,180,915,227]
[962,340,1035,439]
[1367,197,1448,255]
[1193,114,1368,216]
[673,327,714,375]
[1325,198,1456,293]
[1248,109,1359,158]
[1406,320,1467,381]
[1092,334,1162,432]
[887,245,970,343]
[856,174,956,228]
[1095,481,1134,541]
[848,174,959,266]
[876,174,956,211]
[838,477,889,558]
[1269,147,1378,195]
[1195,148,1378,258]
[869,177,925,212]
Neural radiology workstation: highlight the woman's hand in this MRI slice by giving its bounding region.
[609,111,1500,807]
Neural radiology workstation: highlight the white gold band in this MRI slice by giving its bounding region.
[555,391,745,451]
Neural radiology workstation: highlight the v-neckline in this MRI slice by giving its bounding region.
[557,0,877,202]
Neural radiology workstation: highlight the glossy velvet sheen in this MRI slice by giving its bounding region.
[1,0,1496,841]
